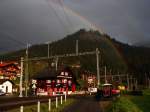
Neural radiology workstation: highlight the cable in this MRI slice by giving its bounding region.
[58,0,74,31]
[45,0,70,34]
[0,31,26,46]
[0,31,26,52]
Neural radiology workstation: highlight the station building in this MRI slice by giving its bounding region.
[32,67,76,96]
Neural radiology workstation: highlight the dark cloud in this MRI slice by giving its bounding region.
[66,0,150,44]
[0,0,150,53]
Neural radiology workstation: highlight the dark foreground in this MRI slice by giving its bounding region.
[0,95,112,112]
[62,95,102,112]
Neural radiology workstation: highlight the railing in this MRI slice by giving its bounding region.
[0,94,67,112]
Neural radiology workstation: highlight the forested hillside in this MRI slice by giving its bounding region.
[0,29,150,83]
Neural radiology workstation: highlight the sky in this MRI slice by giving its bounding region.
[0,0,150,53]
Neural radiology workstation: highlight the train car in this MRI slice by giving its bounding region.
[101,83,113,97]
[101,83,120,97]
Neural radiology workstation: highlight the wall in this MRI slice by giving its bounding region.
[0,81,13,93]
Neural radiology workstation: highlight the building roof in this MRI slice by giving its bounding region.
[32,66,77,83]
[0,62,19,70]
[0,79,14,85]
[32,67,57,80]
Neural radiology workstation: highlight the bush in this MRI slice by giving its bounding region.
[127,91,143,96]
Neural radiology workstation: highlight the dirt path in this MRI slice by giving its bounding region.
[62,95,101,112]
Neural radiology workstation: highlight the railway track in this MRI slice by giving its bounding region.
[0,96,58,111]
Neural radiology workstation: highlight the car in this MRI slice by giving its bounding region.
[0,90,5,96]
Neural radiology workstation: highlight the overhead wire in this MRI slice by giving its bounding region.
[0,31,26,50]
[57,0,105,34]
[0,47,10,52]
[45,0,70,34]
[58,0,74,31]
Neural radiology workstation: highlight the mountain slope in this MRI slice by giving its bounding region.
[0,29,150,82]
[134,41,150,48]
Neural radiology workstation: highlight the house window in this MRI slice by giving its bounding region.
[61,72,64,75]
[65,72,68,76]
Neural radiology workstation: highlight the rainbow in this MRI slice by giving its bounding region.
[48,0,128,71]
[62,5,105,34]
[63,5,127,70]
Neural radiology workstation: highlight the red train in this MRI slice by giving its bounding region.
[101,83,120,97]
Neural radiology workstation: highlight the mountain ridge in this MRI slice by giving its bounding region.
[134,41,150,48]
[0,29,150,83]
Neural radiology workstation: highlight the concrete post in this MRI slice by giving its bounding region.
[65,93,67,102]
[20,105,23,112]
[48,99,51,111]
[56,97,58,108]
[37,101,40,112]
[61,96,63,105]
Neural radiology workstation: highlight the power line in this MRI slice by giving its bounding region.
[23,47,101,86]
[23,50,96,61]
[0,31,26,47]
[0,46,10,51]
[45,0,70,34]
[58,0,74,31]
[0,31,27,53]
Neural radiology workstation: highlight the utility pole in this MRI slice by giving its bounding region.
[135,78,138,90]
[127,74,130,91]
[96,48,100,86]
[48,42,50,58]
[130,76,133,90]
[145,73,148,88]
[25,43,29,97]
[76,40,78,55]
[45,41,52,58]
[149,72,150,89]
[110,69,113,83]
[148,72,150,89]
[133,78,136,89]
[148,78,150,89]
[118,71,121,83]
[105,66,107,83]
[109,69,112,76]
[19,57,24,97]
[112,75,114,82]
[55,57,59,71]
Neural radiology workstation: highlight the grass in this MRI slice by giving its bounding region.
[8,98,75,112]
[108,96,142,112]
[129,89,150,112]
[128,95,150,112]
[143,89,150,95]
[108,89,150,112]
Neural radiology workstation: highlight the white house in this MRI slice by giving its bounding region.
[0,79,13,94]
